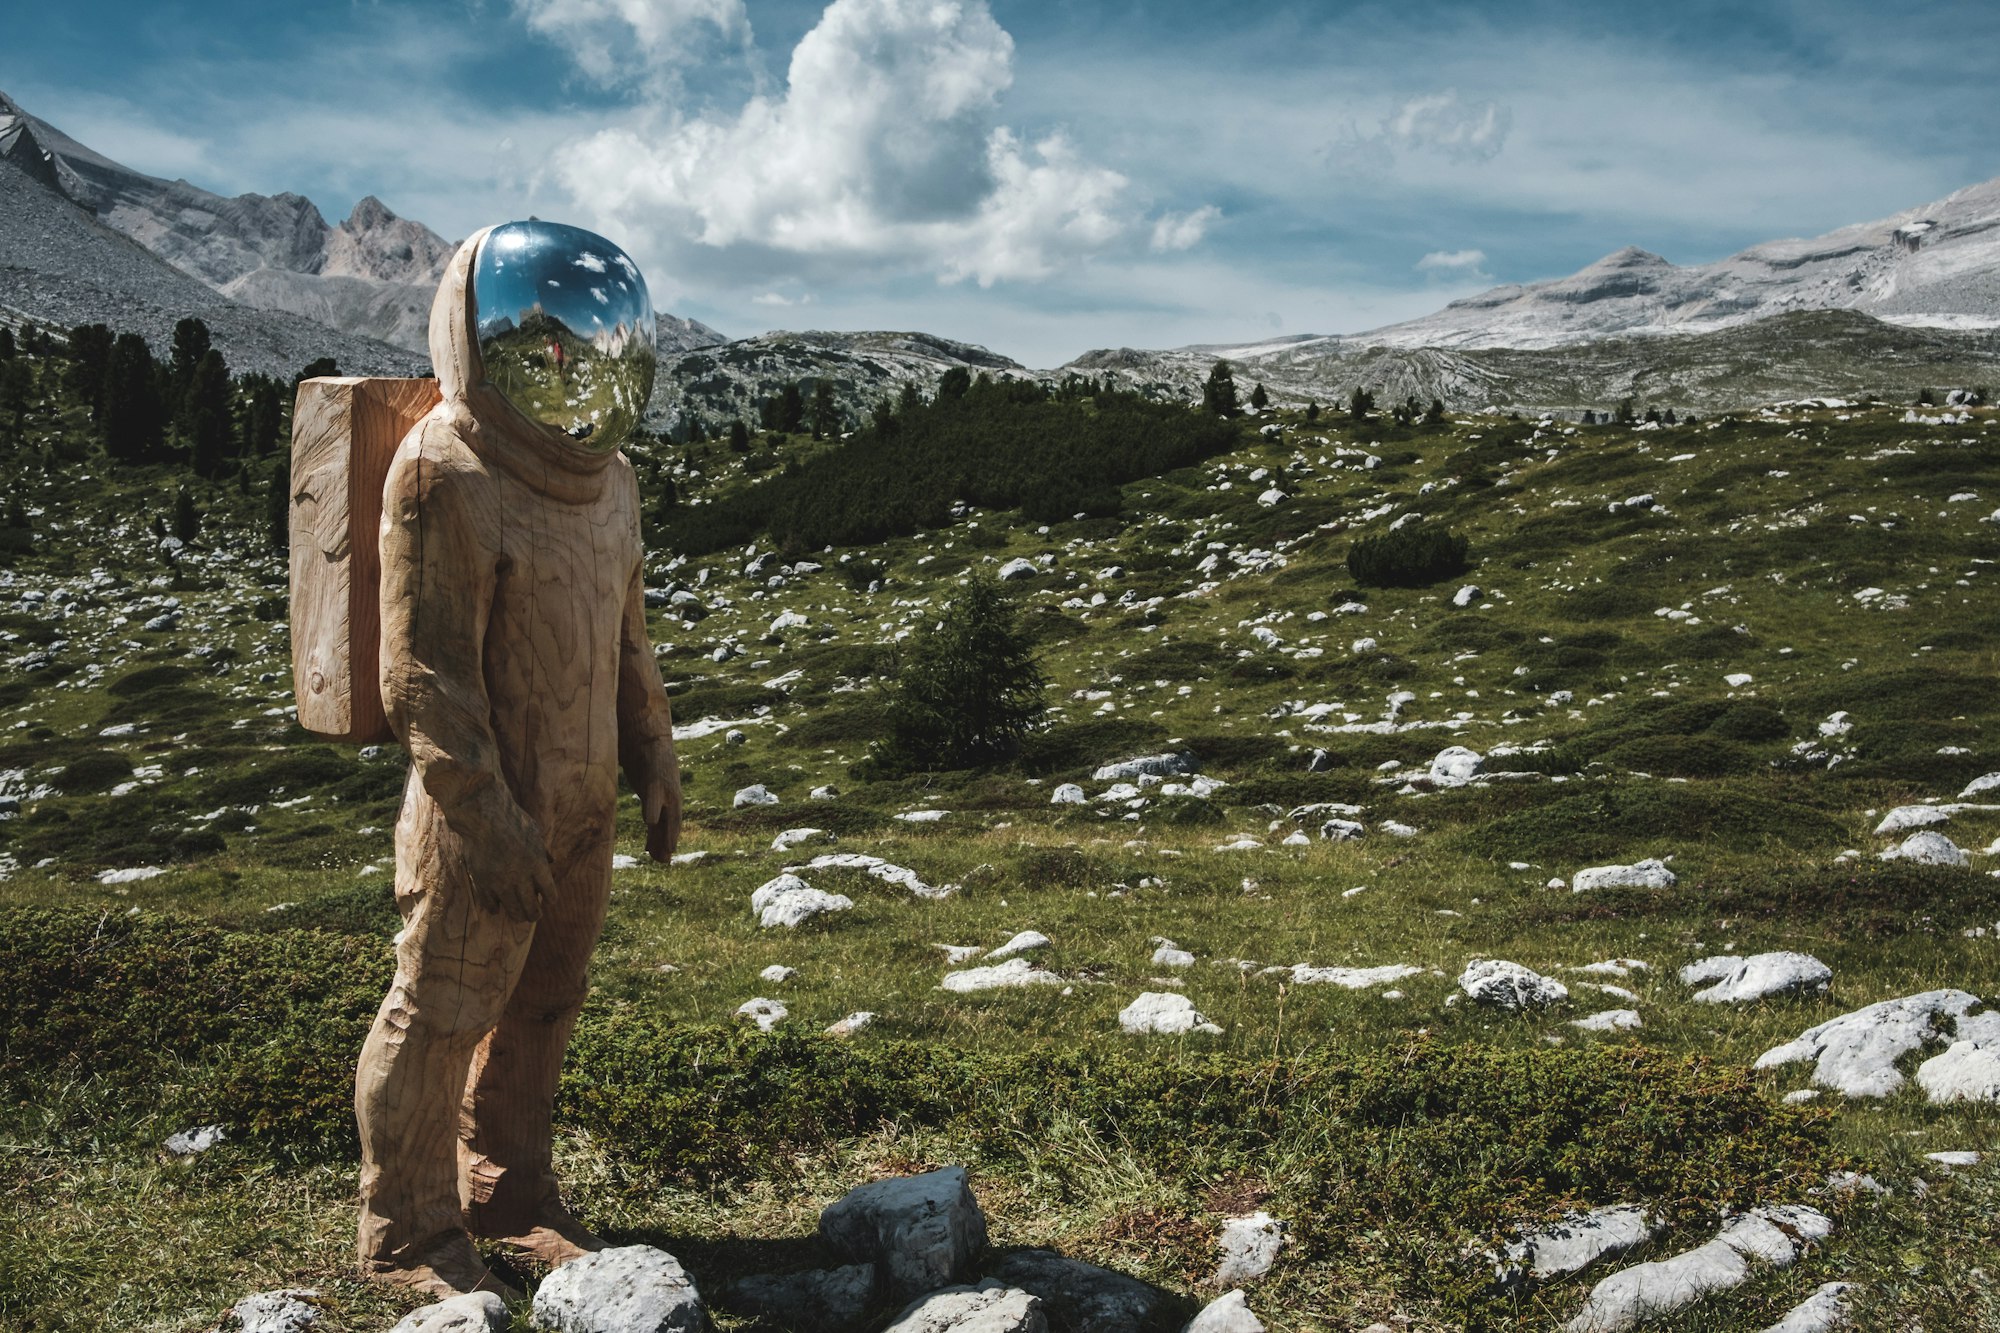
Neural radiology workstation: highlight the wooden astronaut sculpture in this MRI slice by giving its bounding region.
[295,220,680,1297]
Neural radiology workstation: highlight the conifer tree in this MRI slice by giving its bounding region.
[172,486,200,542]
[102,334,165,463]
[65,324,113,420]
[881,570,1047,769]
[810,377,841,438]
[1249,381,1269,411]
[185,349,232,477]
[1202,360,1239,417]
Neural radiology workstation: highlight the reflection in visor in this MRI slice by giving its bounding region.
[473,220,657,453]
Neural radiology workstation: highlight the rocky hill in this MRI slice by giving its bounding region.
[1365,174,2000,349]
[0,110,424,379]
[1069,309,2000,415]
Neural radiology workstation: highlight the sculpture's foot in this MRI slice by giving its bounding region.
[479,1209,607,1269]
[363,1231,523,1302]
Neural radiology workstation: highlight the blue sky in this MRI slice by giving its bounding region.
[6,0,1998,367]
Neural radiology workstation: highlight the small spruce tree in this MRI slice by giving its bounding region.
[172,486,201,542]
[880,571,1047,770]
[1202,360,1239,418]
[1249,381,1269,411]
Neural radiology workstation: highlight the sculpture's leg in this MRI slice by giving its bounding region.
[461,826,614,1266]
[357,799,534,1297]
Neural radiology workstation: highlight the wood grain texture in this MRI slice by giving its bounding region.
[353,227,682,1289]
[290,376,442,744]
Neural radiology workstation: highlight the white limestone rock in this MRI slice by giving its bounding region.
[1572,859,1676,893]
[882,1281,1046,1333]
[1494,1204,1659,1285]
[1961,772,2000,798]
[1092,752,1198,782]
[1452,584,1483,607]
[1874,805,1949,836]
[1429,745,1484,786]
[751,874,855,929]
[1119,991,1223,1036]
[820,1167,988,1301]
[388,1292,509,1333]
[942,957,1065,993]
[1878,830,1968,865]
[1562,1206,1830,1332]
[1184,1290,1266,1333]
[532,1245,705,1333]
[1755,989,1982,1097]
[733,784,780,808]
[988,930,1052,959]
[222,1290,321,1333]
[164,1123,226,1156]
[796,852,956,900]
[1760,1282,1852,1333]
[1215,1212,1285,1285]
[1916,1040,2000,1104]
[1680,952,1831,1003]
[1571,1009,1642,1032]
[1288,963,1422,989]
[826,1011,878,1037]
[760,964,797,984]
[1150,943,1196,968]
[1050,783,1087,805]
[771,827,834,852]
[735,998,788,1032]
[1459,959,1569,1010]
[997,558,1040,581]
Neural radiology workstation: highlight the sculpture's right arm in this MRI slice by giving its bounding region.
[378,443,552,920]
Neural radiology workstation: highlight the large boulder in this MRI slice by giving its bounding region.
[988,1250,1173,1333]
[1916,1040,2000,1104]
[1755,989,1983,1097]
[941,957,1065,994]
[725,1264,876,1332]
[819,1167,989,1302]
[531,1246,705,1333]
[1459,960,1569,1010]
[751,873,855,929]
[1679,952,1831,1004]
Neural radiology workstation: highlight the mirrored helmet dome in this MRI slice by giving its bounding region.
[473,219,656,452]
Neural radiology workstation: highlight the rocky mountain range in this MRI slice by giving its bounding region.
[1062,173,2000,411]
[2,83,1996,414]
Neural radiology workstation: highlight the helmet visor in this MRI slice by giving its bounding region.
[472,220,656,451]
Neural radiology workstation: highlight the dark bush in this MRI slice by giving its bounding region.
[49,749,135,795]
[1346,526,1470,588]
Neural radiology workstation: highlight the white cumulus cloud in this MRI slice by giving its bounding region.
[514,0,751,85]
[1150,205,1221,253]
[549,0,1171,287]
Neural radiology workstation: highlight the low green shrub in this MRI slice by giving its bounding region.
[1474,783,1846,862]
[1346,525,1470,588]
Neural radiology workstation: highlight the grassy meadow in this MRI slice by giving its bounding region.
[2,377,1997,1331]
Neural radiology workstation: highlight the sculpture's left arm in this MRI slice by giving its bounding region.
[617,554,681,862]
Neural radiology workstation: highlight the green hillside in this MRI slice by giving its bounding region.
[1,322,1997,1331]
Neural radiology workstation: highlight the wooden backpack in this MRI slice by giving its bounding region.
[288,376,442,745]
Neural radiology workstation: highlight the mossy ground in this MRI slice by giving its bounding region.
[2,392,1998,1330]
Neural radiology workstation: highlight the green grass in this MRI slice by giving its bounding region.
[1,383,1998,1330]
